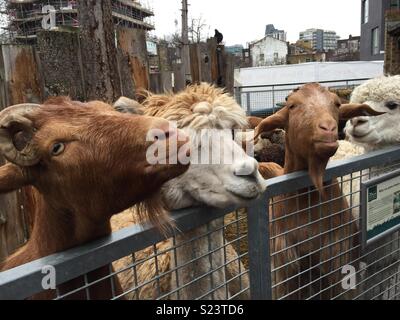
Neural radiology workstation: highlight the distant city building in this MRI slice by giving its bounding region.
[4,0,154,42]
[299,28,339,51]
[287,42,326,64]
[265,24,287,42]
[360,0,399,61]
[326,35,361,62]
[249,36,288,67]
[337,35,361,54]
[226,44,244,57]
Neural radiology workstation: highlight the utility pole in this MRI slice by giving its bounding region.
[181,0,191,83]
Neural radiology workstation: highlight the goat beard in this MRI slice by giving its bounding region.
[308,156,329,198]
[134,191,175,236]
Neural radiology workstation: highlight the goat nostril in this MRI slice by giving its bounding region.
[319,123,337,132]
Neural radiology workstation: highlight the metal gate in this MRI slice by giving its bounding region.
[1,147,400,300]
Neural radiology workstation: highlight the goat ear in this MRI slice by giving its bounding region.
[255,107,288,139]
[258,162,284,179]
[247,116,264,129]
[339,103,386,120]
[0,163,30,194]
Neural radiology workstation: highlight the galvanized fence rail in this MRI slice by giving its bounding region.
[234,78,370,117]
[1,146,400,300]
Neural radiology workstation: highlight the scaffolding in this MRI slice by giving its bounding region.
[4,0,154,43]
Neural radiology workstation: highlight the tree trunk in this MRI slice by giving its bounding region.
[78,0,121,103]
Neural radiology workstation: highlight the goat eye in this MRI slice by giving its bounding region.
[385,101,399,110]
[51,142,65,156]
[288,104,296,110]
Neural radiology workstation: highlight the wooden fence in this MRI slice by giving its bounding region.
[0,27,153,261]
[149,38,235,94]
[0,32,235,261]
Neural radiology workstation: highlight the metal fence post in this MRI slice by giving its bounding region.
[272,85,275,112]
[247,193,273,300]
[246,92,251,116]
[235,86,242,106]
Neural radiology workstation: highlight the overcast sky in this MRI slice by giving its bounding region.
[147,0,361,46]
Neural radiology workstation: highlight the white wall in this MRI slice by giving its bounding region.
[235,61,384,87]
[250,37,288,67]
[234,61,385,114]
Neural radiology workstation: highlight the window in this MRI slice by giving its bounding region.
[390,0,400,9]
[372,27,380,55]
[362,0,369,24]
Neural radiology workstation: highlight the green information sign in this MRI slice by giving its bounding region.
[361,170,400,248]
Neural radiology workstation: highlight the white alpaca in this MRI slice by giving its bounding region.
[111,84,267,300]
[333,75,400,300]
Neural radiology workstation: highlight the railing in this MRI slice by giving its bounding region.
[234,78,370,117]
[1,146,400,300]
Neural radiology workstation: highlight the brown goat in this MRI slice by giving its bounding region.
[256,83,384,299]
[0,98,190,299]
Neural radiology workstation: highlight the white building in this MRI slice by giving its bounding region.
[249,36,288,67]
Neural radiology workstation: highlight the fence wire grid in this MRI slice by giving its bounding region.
[234,78,370,117]
[1,147,400,300]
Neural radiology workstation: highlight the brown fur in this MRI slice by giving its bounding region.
[247,116,264,129]
[0,97,189,299]
[256,83,383,299]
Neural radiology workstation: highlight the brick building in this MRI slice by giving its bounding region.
[384,8,400,74]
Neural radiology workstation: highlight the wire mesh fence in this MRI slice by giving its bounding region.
[1,147,400,300]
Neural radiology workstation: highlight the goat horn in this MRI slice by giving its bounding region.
[0,104,41,166]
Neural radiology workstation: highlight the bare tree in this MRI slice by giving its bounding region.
[189,16,209,44]
[163,15,209,48]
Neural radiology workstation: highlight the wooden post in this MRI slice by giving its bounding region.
[207,38,219,84]
[0,45,43,106]
[224,51,235,94]
[0,155,29,263]
[116,27,150,92]
[181,0,191,82]
[78,0,121,103]
[199,42,211,83]
[173,63,185,93]
[189,43,200,84]
[0,44,43,262]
